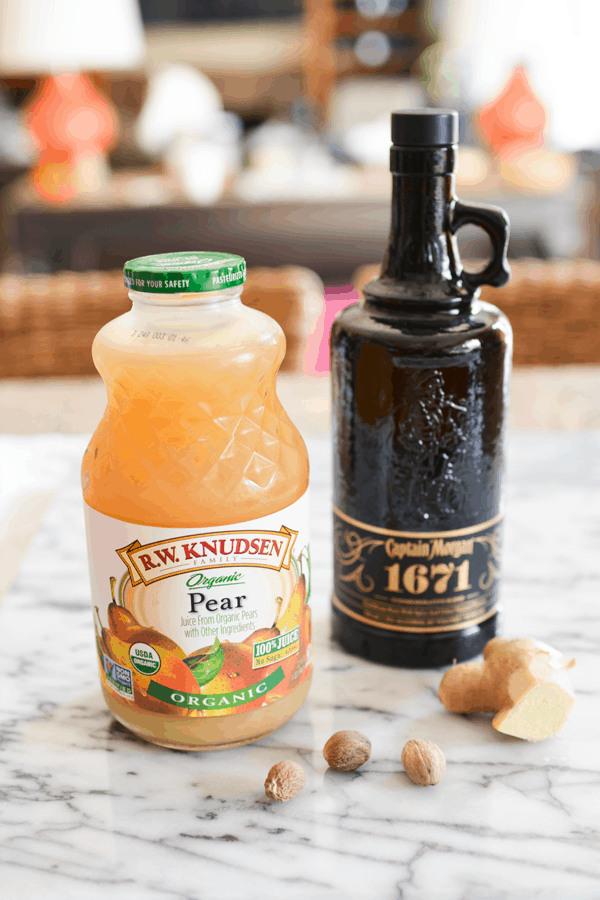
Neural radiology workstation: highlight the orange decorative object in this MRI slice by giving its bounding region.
[25,73,117,202]
[478,66,546,160]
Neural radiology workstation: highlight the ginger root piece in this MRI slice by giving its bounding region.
[438,638,575,742]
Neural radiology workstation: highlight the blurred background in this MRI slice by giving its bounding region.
[1,0,600,435]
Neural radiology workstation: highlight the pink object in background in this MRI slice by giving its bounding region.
[303,285,359,376]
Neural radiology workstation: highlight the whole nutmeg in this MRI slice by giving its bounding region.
[401,739,446,786]
[323,730,371,771]
[264,760,306,802]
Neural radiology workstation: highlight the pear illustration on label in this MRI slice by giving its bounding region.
[95,577,198,714]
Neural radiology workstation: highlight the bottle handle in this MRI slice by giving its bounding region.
[451,200,511,291]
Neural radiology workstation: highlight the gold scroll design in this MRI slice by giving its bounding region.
[334,523,385,593]
[473,530,501,591]
[117,526,298,587]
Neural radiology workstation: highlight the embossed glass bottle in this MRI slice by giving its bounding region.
[331,110,512,668]
[82,252,312,749]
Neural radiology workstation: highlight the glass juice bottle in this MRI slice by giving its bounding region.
[82,252,311,750]
[331,110,512,668]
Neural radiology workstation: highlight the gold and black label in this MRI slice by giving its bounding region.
[333,507,503,634]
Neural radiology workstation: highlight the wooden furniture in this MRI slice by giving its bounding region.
[3,174,393,282]
[4,171,592,283]
[353,258,600,366]
[0,270,125,377]
[0,266,324,377]
[303,0,429,120]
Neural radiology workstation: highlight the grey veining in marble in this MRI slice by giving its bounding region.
[0,432,599,900]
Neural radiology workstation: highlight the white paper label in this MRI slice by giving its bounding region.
[85,493,311,716]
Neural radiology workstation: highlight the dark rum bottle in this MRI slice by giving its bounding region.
[331,109,512,668]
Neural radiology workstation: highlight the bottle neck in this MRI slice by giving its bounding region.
[128,285,243,310]
[366,145,470,311]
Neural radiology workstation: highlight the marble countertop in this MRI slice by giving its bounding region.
[1,432,599,900]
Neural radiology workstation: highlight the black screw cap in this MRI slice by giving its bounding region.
[391,109,459,147]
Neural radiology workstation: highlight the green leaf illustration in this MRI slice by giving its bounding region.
[184,637,224,688]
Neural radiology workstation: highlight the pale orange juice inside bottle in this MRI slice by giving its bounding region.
[82,252,311,750]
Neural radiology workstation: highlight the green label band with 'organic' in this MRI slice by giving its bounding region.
[147,665,285,709]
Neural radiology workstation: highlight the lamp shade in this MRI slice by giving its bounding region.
[0,0,146,75]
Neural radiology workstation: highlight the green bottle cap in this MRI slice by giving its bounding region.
[124,251,247,294]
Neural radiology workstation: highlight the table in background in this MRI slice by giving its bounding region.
[3,174,592,283]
